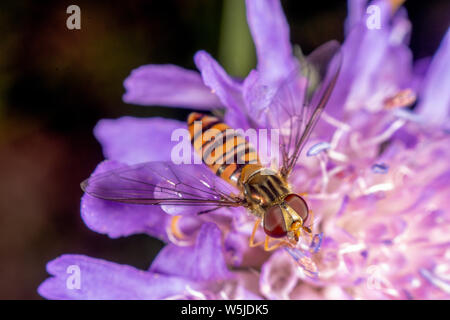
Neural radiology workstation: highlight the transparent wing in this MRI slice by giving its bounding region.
[266,40,342,178]
[81,162,245,210]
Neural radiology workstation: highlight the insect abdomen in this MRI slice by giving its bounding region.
[187,112,260,187]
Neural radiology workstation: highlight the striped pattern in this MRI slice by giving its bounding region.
[244,173,290,209]
[188,113,260,187]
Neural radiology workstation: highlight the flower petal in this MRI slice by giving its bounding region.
[344,0,368,35]
[224,231,248,267]
[123,64,221,109]
[194,51,245,112]
[150,222,231,282]
[416,28,450,126]
[327,1,412,117]
[38,254,195,300]
[94,116,190,165]
[81,160,170,240]
[241,69,280,128]
[245,0,298,84]
[409,57,431,94]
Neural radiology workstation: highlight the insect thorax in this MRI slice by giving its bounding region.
[241,166,291,217]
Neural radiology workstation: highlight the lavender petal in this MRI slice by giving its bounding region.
[38,254,196,300]
[94,117,187,165]
[150,222,231,282]
[81,160,170,240]
[194,51,246,117]
[416,28,450,126]
[123,64,221,109]
[245,0,298,84]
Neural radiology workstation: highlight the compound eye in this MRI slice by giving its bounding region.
[263,205,287,238]
[285,194,309,224]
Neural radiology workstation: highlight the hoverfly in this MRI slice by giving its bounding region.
[81,41,342,253]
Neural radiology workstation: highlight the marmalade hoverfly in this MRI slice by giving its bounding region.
[81,40,342,253]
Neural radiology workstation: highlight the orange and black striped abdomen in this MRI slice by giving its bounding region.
[187,113,261,187]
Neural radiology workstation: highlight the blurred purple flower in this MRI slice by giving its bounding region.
[39,0,450,300]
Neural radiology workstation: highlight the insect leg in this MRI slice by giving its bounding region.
[249,218,264,248]
[295,226,302,242]
[263,235,293,252]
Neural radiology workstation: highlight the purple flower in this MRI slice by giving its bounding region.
[39,0,450,300]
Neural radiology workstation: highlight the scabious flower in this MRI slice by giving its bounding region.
[39,0,450,300]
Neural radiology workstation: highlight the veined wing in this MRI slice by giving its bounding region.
[266,40,342,178]
[81,161,245,209]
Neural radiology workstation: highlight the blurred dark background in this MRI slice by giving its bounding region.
[0,0,448,299]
